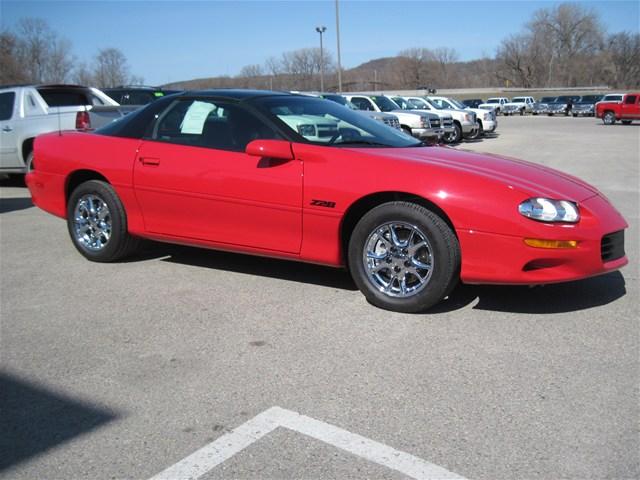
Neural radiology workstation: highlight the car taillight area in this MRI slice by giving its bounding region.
[601,230,625,262]
[75,110,91,130]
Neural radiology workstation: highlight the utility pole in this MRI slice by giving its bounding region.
[335,0,342,93]
[316,26,327,91]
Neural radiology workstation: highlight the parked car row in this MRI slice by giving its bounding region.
[469,93,640,124]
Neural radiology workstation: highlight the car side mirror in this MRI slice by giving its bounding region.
[245,139,294,160]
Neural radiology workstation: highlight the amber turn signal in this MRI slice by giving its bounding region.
[524,238,578,249]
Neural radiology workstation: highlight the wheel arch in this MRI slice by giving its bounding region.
[339,191,457,265]
[65,170,110,205]
[21,138,35,164]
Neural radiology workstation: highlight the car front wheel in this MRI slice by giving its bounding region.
[348,202,460,313]
[603,111,616,125]
[67,180,140,262]
[443,123,462,144]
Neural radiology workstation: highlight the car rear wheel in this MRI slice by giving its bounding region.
[67,180,140,262]
[519,108,525,116]
[348,202,460,313]
[603,111,616,125]
[443,123,462,144]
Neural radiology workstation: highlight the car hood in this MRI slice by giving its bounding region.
[361,146,599,202]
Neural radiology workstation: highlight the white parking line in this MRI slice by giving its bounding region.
[149,406,466,480]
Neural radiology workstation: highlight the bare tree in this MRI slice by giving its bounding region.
[397,48,436,88]
[93,48,131,88]
[15,18,74,83]
[433,47,458,85]
[72,61,94,86]
[0,30,27,84]
[607,32,640,88]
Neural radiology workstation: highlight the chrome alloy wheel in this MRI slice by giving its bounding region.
[363,222,434,298]
[73,194,112,251]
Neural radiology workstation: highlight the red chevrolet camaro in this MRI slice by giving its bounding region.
[26,90,628,312]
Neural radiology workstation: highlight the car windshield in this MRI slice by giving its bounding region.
[448,98,467,109]
[425,98,445,109]
[512,97,526,103]
[540,97,557,103]
[556,96,572,102]
[487,99,500,104]
[369,95,400,112]
[391,97,412,109]
[253,96,421,148]
[578,95,602,103]
[320,94,358,110]
[408,98,429,109]
[602,95,623,102]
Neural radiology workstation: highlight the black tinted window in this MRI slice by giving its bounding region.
[95,96,173,138]
[0,92,15,121]
[37,88,92,107]
[153,99,279,151]
[625,95,637,104]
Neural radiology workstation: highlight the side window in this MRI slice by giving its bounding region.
[0,92,15,121]
[153,99,279,151]
[351,97,373,111]
[624,95,636,104]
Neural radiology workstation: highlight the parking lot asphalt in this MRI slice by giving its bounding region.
[1,115,638,480]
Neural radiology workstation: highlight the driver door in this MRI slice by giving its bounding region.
[133,98,303,253]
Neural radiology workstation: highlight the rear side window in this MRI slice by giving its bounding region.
[351,97,374,111]
[624,95,637,104]
[37,88,92,107]
[0,92,16,121]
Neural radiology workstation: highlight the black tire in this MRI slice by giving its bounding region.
[443,122,462,144]
[348,201,460,313]
[67,180,140,262]
[572,113,578,117]
[621,120,632,125]
[464,123,481,140]
[603,111,616,125]
[25,151,34,172]
[519,108,524,116]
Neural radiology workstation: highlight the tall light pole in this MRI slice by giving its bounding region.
[315,26,326,91]
[335,0,342,93]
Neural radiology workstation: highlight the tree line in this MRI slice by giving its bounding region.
[0,18,142,87]
[2,3,638,91]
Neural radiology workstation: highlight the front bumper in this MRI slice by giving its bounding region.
[481,119,497,132]
[460,121,476,134]
[457,194,628,285]
[411,127,443,141]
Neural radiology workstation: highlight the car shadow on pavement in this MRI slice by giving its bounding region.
[135,242,359,291]
[0,175,26,188]
[432,271,627,314]
[0,370,117,472]
[0,197,33,213]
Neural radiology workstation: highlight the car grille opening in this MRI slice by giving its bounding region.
[601,230,625,262]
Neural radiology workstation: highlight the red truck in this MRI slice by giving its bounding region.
[596,92,640,125]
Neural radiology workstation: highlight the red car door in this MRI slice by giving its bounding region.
[133,98,303,253]
[621,94,640,119]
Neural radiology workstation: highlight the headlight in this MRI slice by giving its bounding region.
[297,124,316,136]
[420,116,430,128]
[483,112,491,120]
[464,113,471,122]
[518,198,580,223]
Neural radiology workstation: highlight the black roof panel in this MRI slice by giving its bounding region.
[184,89,291,100]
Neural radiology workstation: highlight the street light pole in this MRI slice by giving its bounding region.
[315,26,326,91]
[335,0,342,93]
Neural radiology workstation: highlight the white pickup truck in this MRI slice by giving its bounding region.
[398,96,477,143]
[478,97,509,114]
[0,84,135,174]
[427,95,497,137]
[344,94,444,143]
[501,96,535,116]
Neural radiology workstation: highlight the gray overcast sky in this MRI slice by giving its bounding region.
[1,0,638,85]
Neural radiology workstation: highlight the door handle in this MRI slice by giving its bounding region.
[139,157,160,166]
[2,126,12,132]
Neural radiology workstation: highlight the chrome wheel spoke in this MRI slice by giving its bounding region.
[73,194,112,252]
[363,221,434,299]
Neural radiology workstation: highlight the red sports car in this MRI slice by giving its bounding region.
[26,90,628,313]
